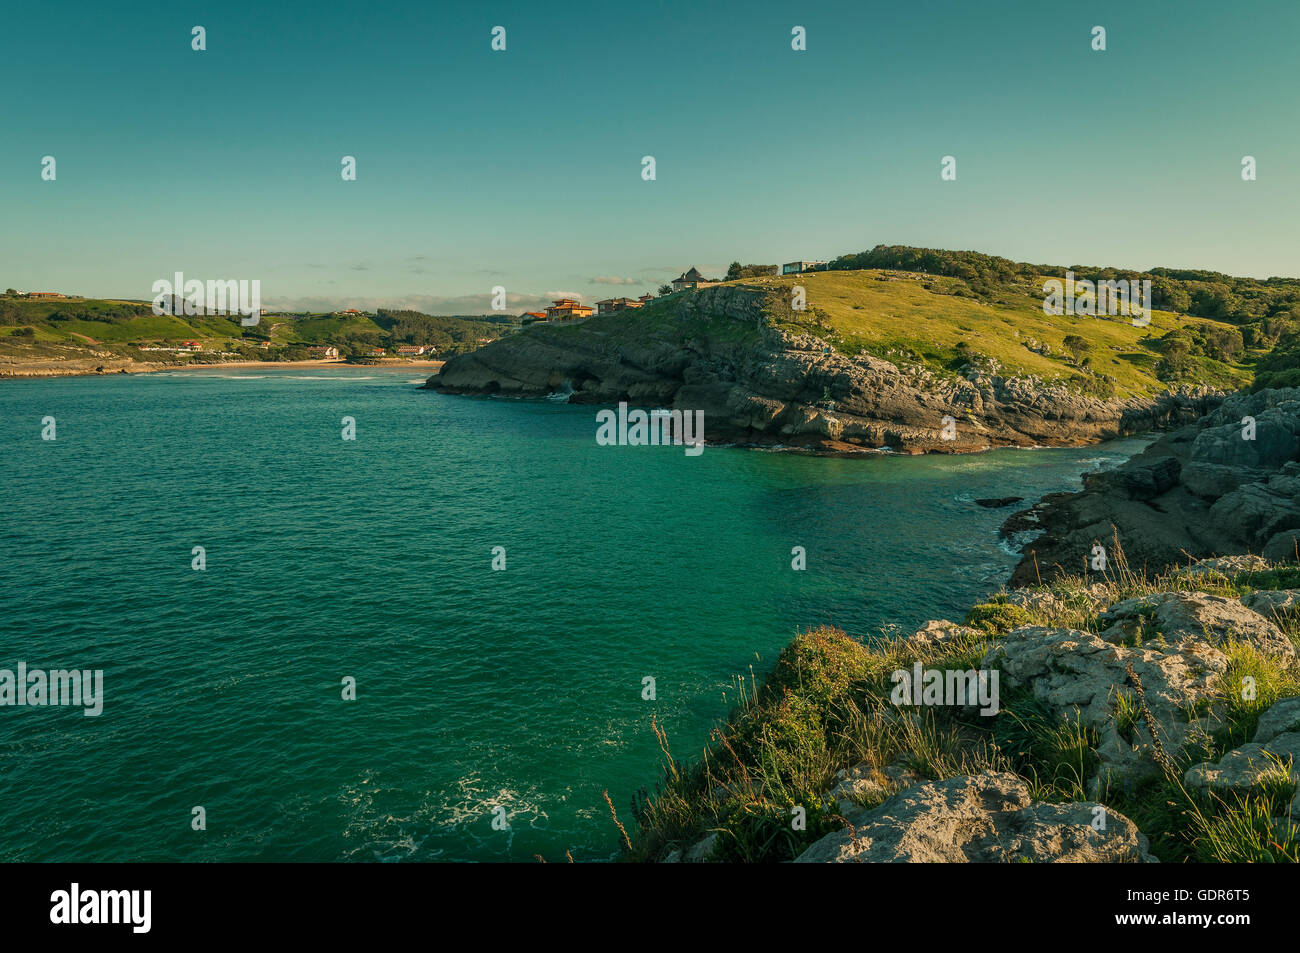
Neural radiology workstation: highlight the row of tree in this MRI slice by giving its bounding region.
[826,245,1300,336]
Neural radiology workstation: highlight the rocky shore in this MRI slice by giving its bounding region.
[634,553,1300,864]
[1006,388,1300,586]
[624,389,1300,864]
[429,285,1221,453]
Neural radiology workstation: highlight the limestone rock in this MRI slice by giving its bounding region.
[1009,388,1300,586]
[1184,731,1300,818]
[902,619,983,652]
[1097,591,1294,659]
[1185,555,1271,577]
[1002,584,1112,619]
[662,832,717,863]
[983,626,1229,787]
[794,771,1155,863]
[1241,589,1300,622]
[1254,697,1300,745]
[828,759,922,814]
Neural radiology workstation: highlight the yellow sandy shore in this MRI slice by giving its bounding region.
[0,358,444,379]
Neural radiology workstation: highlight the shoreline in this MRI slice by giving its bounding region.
[0,358,445,380]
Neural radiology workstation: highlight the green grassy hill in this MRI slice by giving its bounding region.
[735,268,1254,398]
[538,264,1258,401]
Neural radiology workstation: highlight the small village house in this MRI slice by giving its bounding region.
[545,298,594,321]
[781,261,827,275]
[395,345,428,356]
[595,297,645,314]
[24,291,66,299]
[306,345,340,359]
[520,311,548,325]
[670,267,716,292]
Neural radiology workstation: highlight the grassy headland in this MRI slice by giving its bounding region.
[624,547,1300,863]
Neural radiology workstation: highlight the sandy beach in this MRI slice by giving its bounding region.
[0,356,445,380]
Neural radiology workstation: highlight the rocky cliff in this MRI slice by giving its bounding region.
[635,553,1300,864]
[1006,388,1300,585]
[429,285,1220,453]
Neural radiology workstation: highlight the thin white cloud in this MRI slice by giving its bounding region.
[264,291,568,315]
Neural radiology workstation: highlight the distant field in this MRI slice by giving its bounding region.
[0,298,502,357]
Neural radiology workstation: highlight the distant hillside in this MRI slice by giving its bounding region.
[431,248,1285,451]
[0,294,510,373]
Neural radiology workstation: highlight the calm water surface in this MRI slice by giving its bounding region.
[0,367,1148,861]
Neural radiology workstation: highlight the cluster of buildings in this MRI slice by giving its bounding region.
[519,266,720,326]
[516,260,826,328]
[19,291,66,299]
[136,341,203,353]
[130,342,434,360]
[303,343,436,359]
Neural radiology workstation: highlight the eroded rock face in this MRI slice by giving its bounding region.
[1096,592,1295,660]
[983,625,1229,788]
[1008,389,1300,585]
[794,771,1155,863]
[429,285,1216,454]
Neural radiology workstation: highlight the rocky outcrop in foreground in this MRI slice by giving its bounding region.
[430,285,1219,453]
[1185,697,1300,817]
[795,772,1155,863]
[1007,388,1300,585]
[638,554,1300,864]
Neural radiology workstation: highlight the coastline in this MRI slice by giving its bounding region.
[630,388,1300,862]
[0,358,445,380]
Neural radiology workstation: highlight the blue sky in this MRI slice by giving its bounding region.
[3,0,1298,313]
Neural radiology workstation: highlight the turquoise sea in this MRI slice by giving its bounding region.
[0,367,1149,861]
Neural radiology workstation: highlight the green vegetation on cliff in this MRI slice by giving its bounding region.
[720,268,1253,399]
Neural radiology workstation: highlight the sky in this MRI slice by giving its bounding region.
[3,0,1298,313]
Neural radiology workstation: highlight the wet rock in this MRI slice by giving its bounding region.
[1009,389,1300,586]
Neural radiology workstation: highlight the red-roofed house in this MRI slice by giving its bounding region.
[545,299,594,322]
